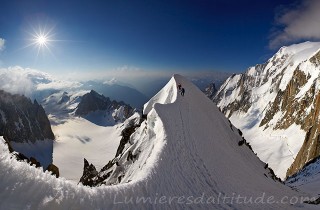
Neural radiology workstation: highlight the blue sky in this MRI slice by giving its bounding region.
[0,0,317,79]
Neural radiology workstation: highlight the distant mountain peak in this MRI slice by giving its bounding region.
[75,90,135,124]
[81,80,148,108]
[204,82,217,99]
[214,41,320,179]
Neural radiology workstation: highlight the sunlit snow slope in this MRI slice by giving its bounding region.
[0,75,315,209]
[52,117,122,181]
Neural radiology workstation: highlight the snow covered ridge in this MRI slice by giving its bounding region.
[78,77,179,186]
[1,74,317,209]
[214,41,320,180]
[143,76,178,115]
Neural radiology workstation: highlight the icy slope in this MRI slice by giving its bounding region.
[0,75,315,209]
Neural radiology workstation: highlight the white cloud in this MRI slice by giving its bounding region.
[0,66,35,97]
[36,80,82,91]
[103,77,118,85]
[0,66,81,98]
[115,65,141,72]
[0,38,5,51]
[269,0,320,49]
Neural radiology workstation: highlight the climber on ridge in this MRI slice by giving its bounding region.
[181,87,185,96]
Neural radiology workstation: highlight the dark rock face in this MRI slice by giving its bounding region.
[115,119,143,157]
[0,90,55,143]
[79,158,99,186]
[287,116,320,177]
[204,82,217,100]
[75,90,111,116]
[30,157,41,168]
[310,50,320,67]
[46,163,60,178]
[260,68,309,129]
[304,197,320,205]
[75,90,134,122]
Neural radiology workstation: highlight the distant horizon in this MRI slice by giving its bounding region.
[0,65,233,102]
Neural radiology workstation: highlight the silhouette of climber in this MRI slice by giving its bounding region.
[181,88,185,96]
[177,83,182,90]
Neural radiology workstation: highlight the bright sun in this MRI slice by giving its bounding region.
[24,25,62,59]
[25,26,56,58]
[37,35,48,46]
[27,25,55,50]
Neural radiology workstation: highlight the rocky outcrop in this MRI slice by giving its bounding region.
[304,197,320,205]
[115,118,144,157]
[30,157,41,168]
[310,50,320,67]
[0,90,55,143]
[79,158,98,185]
[78,158,113,186]
[46,164,60,178]
[260,68,310,129]
[75,90,134,122]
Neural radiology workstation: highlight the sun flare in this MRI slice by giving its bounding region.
[32,31,51,49]
[24,25,58,59]
[37,35,48,46]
